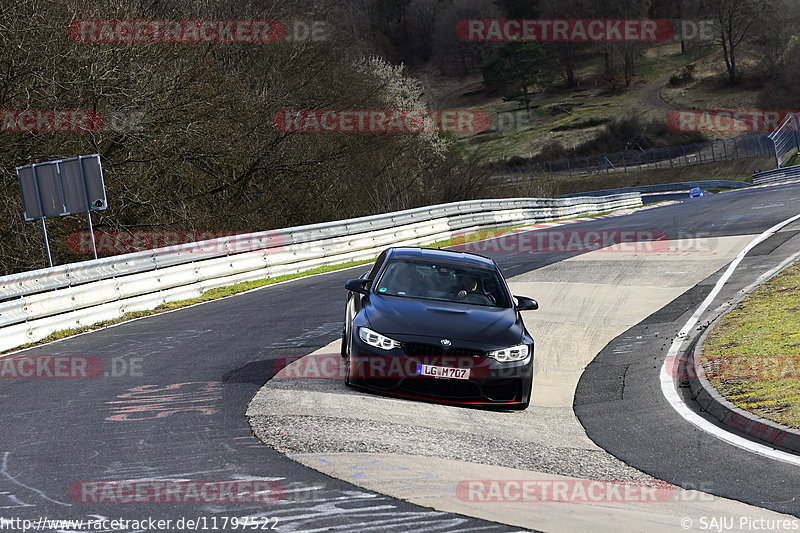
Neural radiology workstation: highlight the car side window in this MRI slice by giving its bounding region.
[365,251,387,283]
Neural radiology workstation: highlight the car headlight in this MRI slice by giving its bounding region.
[488,344,530,362]
[359,327,401,351]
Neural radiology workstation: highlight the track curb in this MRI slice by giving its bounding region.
[685,269,800,454]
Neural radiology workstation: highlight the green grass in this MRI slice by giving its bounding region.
[701,262,800,428]
[436,42,731,164]
[152,263,370,311]
[454,87,654,163]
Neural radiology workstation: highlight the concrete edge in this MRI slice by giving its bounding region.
[685,278,800,453]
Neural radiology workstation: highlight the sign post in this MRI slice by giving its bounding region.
[74,157,99,259]
[29,165,53,267]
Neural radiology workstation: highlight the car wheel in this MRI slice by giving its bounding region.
[344,356,352,387]
[342,329,354,387]
[340,328,348,357]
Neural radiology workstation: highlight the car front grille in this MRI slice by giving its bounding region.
[402,342,486,358]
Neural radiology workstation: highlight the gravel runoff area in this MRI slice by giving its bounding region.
[250,412,651,482]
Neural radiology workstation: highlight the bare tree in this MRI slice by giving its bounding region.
[432,0,504,76]
[405,0,441,61]
[752,0,800,78]
[539,0,591,87]
[0,0,491,273]
[703,0,767,84]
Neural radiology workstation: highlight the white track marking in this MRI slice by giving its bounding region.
[660,213,800,464]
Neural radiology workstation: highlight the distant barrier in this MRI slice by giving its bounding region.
[768,114,800,168]
[752,165,800,185]
[561,180,750,198]
[507,134,773,178]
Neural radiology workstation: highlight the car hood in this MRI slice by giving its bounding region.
[364,295,523,346]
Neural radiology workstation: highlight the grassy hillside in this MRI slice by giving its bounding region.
[422,41,772,165]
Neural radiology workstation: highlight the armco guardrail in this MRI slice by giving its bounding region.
[0,194,641,352]
[752,164,800,185]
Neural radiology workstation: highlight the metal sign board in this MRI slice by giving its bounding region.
[16,166,41,220]
[15,154,107,266]
[16,154,106,221]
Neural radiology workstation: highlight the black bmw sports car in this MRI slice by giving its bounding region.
[342,247,538,410]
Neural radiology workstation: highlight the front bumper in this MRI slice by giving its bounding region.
[347,334,533,407]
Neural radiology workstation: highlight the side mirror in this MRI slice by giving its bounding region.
[515,295,538,311]
[345,278,370,295]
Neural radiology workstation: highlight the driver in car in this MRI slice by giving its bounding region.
[457,276,480,300]
[457,275,496,305]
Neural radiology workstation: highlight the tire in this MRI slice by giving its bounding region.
[342,329,353,387]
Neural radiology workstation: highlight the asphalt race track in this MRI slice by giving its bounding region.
[576,218,800,516]
[2,183,800,532]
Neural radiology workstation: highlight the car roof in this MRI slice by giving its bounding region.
[385,247,497,269]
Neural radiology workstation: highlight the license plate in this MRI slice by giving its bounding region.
[416,364,470,380]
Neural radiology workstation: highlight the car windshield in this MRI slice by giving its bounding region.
[375,259,511,308]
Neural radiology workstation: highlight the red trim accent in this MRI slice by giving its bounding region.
[358,385,520,406]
